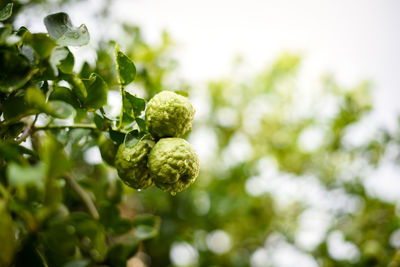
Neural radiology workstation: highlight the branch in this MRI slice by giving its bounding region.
[34,123,98,132]
[64,175,99,220]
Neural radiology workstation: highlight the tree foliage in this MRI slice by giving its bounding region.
[0,1,399,267]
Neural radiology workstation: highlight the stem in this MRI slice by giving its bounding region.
[34,123,98,132]
[118,84,125,130]
[64,175,99,220]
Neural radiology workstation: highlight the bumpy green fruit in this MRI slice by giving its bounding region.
[98,135,118,166]
[145,91,195,138]
[114,139,155,189]
[148,138,199,194]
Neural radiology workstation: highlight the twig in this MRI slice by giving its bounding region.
[34,124,98,132]
[63,175,99,220]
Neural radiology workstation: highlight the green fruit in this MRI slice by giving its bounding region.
[148,138,199,194]
[145,91,195,138]
[98,135,118,166]
[114,139,155,190]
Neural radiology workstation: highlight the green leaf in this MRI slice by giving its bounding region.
[63,74,87,102]
[7,162,46,189]
[50,46,75,75]
[115,46,136,86]
[109,129,125,144]
[24,33,56,59]
[63,260,90,267]
[48,101,74,119]
[0,141,35,162]
[83,73,108,110]
[105,236,140,267]
[0,50,36,92]
[68,213,107,262]
[99,202,132,235]
[38,134,71,180]
[135,118,146,132]
[125,92,145,118]
[133,214,160,240]
[0,3,13,21]
[49,86,80,108]
[2,94,32,120]
[0,25,12,44]
[93,113,111,130]
[0,200,18,267]
[44,12,89,46]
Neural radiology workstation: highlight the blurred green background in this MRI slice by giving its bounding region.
[2,0,400,266]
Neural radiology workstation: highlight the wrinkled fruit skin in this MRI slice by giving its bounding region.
[98,135,118,166]
[114,139,155,189]
[148,138,199,193]
[145,91,195,138]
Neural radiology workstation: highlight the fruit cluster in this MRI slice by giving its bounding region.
[101,91,199,194]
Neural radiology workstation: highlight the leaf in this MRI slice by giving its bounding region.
[0,3,13,21]
[135,118,147,132]
[44,12,89,46]
[0,141,35,162]
[68,213,107,262]
[115,46,136,86]
[124,92,145,118]
[63,74,87,102]
[38,134,71,179]
[0,50,36,92]
[109,129,125,144]
[24,33,56,59]
[0,25,12,44]
[50,46,74,75]
[0,200,17,267]
[7,162,46,189]
[49,86,80,108]
[83,73,108,110]
[105,236,140,267]
[93,113,111,130]
[133,214,160,240]
[99,202,132,235]
[48,101,74,119]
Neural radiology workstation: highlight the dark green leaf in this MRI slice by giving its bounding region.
[2,94,32,120]
[99,202,132,235]
[63,260,90,267]
[0,141,35,162]
[0,50,36,92]
[0,3,13,21]
[133,214,160,240]
[0,200,17,267]
[105,236,140,267]
[94,113,111,130]
[135,118,146,132]
[83,73,108,110]
[109,129,125,144]
[44,12,90,46]
[124,92,145,118]
[79,61,91,78]
[115,47,136,86]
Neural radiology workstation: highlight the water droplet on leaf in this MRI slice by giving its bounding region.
[73,33,79,39]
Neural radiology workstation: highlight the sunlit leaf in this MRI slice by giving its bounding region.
[115,45,136,86]
[0,3,13,21]
[44,12,89,46]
